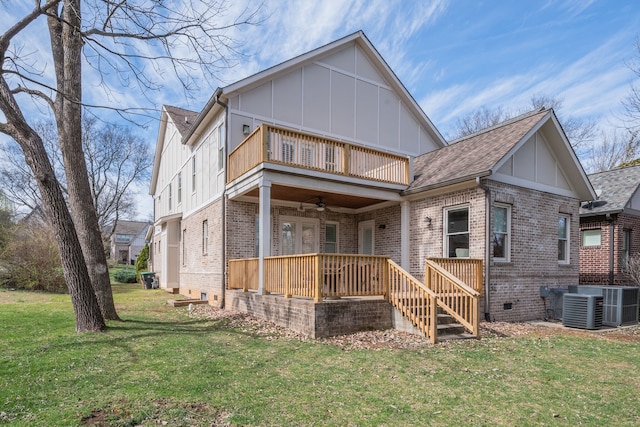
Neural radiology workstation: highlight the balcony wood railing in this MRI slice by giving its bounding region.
[227,124,410,185]
[425,259,480,337]
[428,258,483,294]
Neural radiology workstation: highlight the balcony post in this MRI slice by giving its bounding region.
[400,200,410,270]
[258,179,272,295]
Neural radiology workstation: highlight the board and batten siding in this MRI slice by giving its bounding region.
[154,111,226,220]
[225,43,440,158]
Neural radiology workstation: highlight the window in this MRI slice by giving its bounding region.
[182,229,186,266]
[115,234,131,243]
[623,229,631,270]
[191,156,196,192]
[325,222,338,253]
[202,220,208,255]
[282,140,294,163]
[582,229,601,247]
[168,183,172,210]
[218,123,225,171]
[445,206,469,258]
[177,172,182,204]
[558,215,570,263]
[493,204,511,261]
[255,216,259,257]
[280,216,318,255]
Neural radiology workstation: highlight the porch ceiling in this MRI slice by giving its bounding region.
[245,184,385,209]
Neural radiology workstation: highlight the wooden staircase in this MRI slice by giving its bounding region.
[387,259,481,343]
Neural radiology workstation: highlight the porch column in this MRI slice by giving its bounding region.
[258,179,272,295]
[400,200,410,270]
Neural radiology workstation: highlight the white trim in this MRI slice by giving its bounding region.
[443,204,470,258]
[492,203,511,262]
[558,213,570,264]
[491,173,580,199]
[324,221,339,254]
[279,215,320,255]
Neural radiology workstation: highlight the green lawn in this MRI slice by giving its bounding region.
[0,285,639,426]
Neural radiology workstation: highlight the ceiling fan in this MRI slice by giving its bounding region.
[298,196,329,212]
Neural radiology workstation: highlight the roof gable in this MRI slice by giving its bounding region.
[220,31,446,152]
[408,109,595,200]
[149,105,198,195]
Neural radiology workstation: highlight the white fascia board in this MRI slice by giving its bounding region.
[149,108,169,195]
[491,173,580,199]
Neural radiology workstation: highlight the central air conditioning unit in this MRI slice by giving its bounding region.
[562,294,603,330]
[569,286,639,327]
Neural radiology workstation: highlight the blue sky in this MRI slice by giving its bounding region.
[2,0,640,219]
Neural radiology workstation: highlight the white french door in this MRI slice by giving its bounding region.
[358,220,375,255]
[280,216,319,255]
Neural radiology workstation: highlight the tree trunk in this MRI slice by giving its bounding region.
[49,0,120,320]
[0,79,105,333]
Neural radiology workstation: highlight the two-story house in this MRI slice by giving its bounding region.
[150,31,594,341]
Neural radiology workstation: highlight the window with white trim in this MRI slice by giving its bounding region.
[445,206,469,258]
[202,220,208,255]
[168,183,172,211]
[493,204,511,261]
[325,222,338,253]
[177,172,182,204]
[182,229,186,266]
[558,214,570,263]
[191,156,196,192]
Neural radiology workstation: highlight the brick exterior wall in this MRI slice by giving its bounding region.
[226,290,392,338]
[409,181,581,322]
[178,198,225,306]
[579,213,640,286]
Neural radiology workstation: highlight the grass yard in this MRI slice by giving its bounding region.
[1,284,639,426]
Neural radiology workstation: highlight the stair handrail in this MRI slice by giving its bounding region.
[387,260,438,344]
[425,259,480,338]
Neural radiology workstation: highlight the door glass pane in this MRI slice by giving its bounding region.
[281,222,296,255]
[301,223,316,253]
[362,227,373,255]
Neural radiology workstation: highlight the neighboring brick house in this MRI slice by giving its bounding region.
[108,220,152,265]
[149,31,594,330]
[579,165,640,286]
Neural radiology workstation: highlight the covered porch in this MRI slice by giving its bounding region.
[227,255,482,343]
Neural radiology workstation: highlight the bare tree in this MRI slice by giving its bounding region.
[622,38,640,132]
[1,118,151,234]
[586,128,640,172]
[0,1,257,330]
[452,94,597,151]
[453,106,510,138]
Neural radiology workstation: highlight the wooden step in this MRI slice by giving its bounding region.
[167,299,208,307]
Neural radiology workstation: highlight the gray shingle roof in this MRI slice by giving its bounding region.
[580,165,640,215]
[407,109,549,192]
[164,105,198,137]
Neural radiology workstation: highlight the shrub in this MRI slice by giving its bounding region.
[0,220,67,292]
[135,243,149,282]
[113,267,137,284]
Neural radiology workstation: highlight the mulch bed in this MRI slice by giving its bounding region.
[188,305,640,350]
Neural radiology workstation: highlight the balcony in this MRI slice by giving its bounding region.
[228,124,410,186]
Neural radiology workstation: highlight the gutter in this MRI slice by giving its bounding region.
[402,171,491,196]
[476,177,492,322]
[607,213,614,286]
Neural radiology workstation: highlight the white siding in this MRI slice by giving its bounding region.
[226,44,440,157]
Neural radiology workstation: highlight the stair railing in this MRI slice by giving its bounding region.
[387,260,438,344]
[425,259,480,338]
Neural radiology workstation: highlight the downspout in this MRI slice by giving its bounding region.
[607,213,614,286]
[476,177,492,322]
[216,96,228,309]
